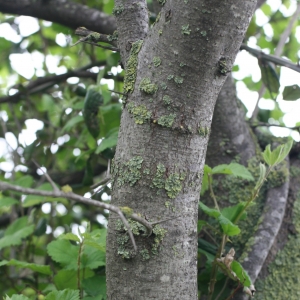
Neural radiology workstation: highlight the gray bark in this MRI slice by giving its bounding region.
[206,76,256,167]
[106,1,257,299]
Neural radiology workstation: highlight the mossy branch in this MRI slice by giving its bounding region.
[73,27,119,51]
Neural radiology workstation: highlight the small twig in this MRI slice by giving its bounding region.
[250,121,300,131]
[240,44,300,74]
[32,160,59,192]
[75,27,118,46]
[72,38,119,52]
[215,277,229,300]
[0,181,138,251]
[108,89,127,96]
[208,174,220,211]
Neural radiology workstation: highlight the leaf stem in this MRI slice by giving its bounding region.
[208,174,220,211]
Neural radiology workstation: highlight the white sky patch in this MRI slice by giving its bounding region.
[233,50,261,82]
[255,9,269,26]
[56,33,67,47]
[9,53,35,79]
[259,98,275,110]
[15,16,39,37]
[267,0,281,12]
[42,203,51,214]
[67,77,80,84]
[0,23,22,43]
[5,132,18,150]
[100,78,114,90]
[236,81,258,117]
[19,119,44,146]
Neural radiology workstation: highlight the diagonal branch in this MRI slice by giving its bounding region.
[240,44,300,74]
[0,61,105,104]
[0,0,116,34]
[0,180,156,251]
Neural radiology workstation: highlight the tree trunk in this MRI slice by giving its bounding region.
[106,1,257,298]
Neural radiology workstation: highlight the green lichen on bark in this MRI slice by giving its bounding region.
[127,102,152,124]
[198,126,210,137]
[153,163,166,189]
[123,40,143,94]
[181,24,191,35]
[107,31,118,41]
[139,77,158,94]
[153,56,161,67]
[112,4,124,16]
[165,172,183,198]
[157,0,166,6]
[152,225,167,255]
[255,191,300,299]
[140,249,150,261]
[163,95,171,105]
[116,156,143,187]
[174,76,184,85]
[158,114,176,127]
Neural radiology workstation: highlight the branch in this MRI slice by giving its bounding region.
[0,61,105,104]
[240,44,300,74]
[237,161,289,298]
[0,0,116,34]
[74,27,118,48]
[0,180,139,251]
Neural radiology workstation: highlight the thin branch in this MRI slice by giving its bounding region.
[251,121,300,131]
[0,180,140,251]
[240,44,300,73]
[249,2,300,120]
[74,27,118,47]
[32,159,59,192]
[75,40,119,52]
[0,61,106,104]
[0,0,116,34]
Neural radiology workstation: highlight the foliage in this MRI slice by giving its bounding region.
[198,141,292,299]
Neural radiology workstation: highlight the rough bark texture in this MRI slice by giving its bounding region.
[106,1,257,299]
[0,0,116,34]
[206,76,256,167]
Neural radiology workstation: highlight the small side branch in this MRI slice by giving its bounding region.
[74,27,119,51]
[0,181,139,251]
[240,44,300,74]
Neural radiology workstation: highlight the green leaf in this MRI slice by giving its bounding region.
[0,217,35,250]
[82,275,106,297]
[62,115,84,133]
[221,203,247,223]
[258,59,280,96]
[34,217,47,236]
[95,128,119,154]
[212,163,254,181]
[4,295,30,300]
[0,259,51,275]
[217,215,241,236]
[282,84,300,101]
[45,289,80,300]
[59,233,81,242]
[231,260,252,287]
[197,220,207,232]
[81,244,106,269]
[83,88,103,139]
[200,165,212,195]
[47,240,79,270]
[14,175,34,188]
[0,197,18,208]
[53,269,95,290]
[262,140,293,166]
[255,163,267,190]
[199,202,220,218]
